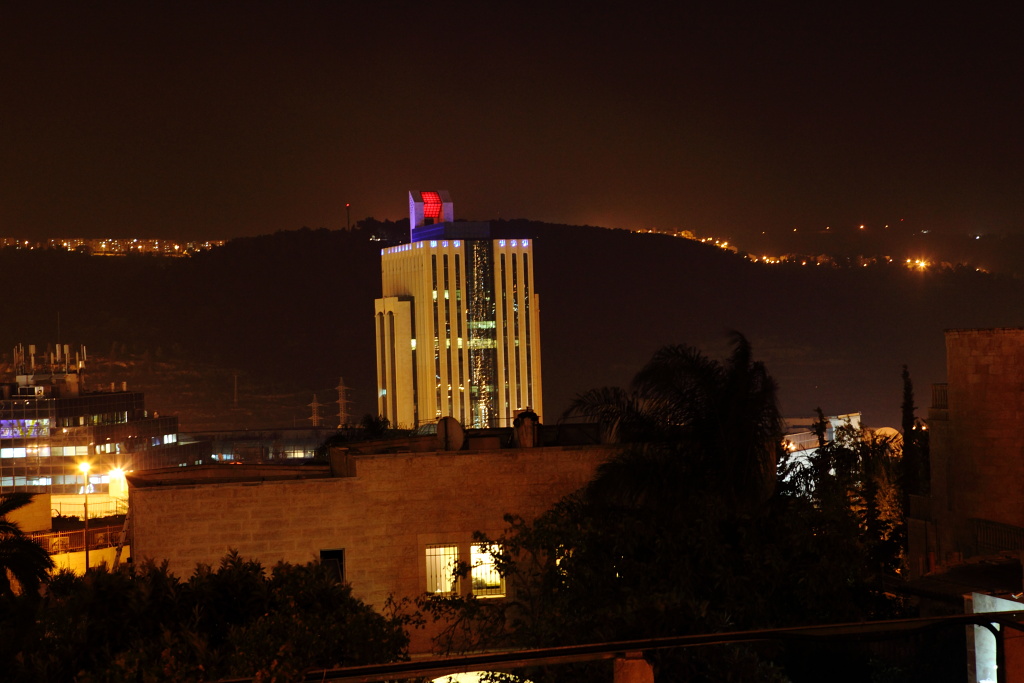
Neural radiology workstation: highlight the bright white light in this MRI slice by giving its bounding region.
[432,674,531,683]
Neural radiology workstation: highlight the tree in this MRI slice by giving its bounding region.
[785,416,906,578]
[5,552,413,682]
[566,332,784,508]
[900,365,930,497]
[421,337,909,682]
[360,413,391,438]
[0,493,54,600]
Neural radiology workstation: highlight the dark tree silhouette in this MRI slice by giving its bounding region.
[900,365,930,497]
[7,552,412,682]
[422,337,916,682]
[566,332,784,508]
[0,493,54,599]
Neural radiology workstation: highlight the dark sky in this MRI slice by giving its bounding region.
[2,3,1021,242]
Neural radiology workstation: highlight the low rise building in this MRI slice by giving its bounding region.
[128,426,613,654]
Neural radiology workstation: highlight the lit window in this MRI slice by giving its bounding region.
[426,544,459,595]
[471,544,505,597]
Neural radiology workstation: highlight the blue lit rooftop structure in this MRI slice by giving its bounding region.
[408,190,492,242]
[410,220,491,242]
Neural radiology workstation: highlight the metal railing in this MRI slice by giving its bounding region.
[216,612,1024,683]
[29,524,127,555]
[51,498,129,519]
[972,518,1024,555]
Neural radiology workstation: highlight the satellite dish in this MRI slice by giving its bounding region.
[437,416,465,451]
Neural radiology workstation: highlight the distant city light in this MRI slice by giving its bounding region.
[0,237,225,257]
[630,224,989,274]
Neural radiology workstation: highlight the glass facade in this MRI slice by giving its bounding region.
[0,389,198,495]
[467,240,497,427]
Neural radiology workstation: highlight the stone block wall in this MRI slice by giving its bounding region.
[944,329,1024,531]
[131,444,615,653]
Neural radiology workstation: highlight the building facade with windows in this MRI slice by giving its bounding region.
[374,191,543,428]
[129,432,612,654]
[0,344,205,495]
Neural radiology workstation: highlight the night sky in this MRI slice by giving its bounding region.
[2,3,1022,243]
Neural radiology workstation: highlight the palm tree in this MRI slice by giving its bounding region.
[0,492,55,598]
[566,332,784,508]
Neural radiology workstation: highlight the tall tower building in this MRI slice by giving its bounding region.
[374,191,542,428]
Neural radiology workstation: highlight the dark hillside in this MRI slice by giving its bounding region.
[1,223,1021,430]
[493,220,1024,427]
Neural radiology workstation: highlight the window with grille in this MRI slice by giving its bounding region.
[425,544,459,595]
[471,543,505,598]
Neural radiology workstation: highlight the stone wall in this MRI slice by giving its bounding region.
[131,444,615,653]
[945,329,1024,530]
[922,328,1024,566]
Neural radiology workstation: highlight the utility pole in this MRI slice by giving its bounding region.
[336,377,353,427]
[308,394,322,427]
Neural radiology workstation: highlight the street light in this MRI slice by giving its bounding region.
[79,461,90,571]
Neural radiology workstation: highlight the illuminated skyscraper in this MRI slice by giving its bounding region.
[374,192,542,428]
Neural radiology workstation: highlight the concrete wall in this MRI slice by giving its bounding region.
[131,444,614,653]
[51,546,131,575]
[9,493,51,532]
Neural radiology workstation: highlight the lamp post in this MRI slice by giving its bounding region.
[79,461,90,571]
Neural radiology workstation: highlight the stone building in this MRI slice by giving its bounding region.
[128,429,613,654]
[909,328,1024,577]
